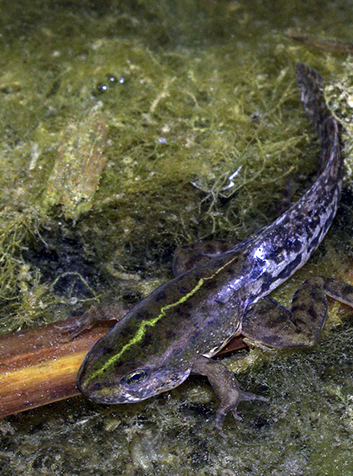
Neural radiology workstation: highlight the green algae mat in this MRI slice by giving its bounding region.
[2,0,353,474]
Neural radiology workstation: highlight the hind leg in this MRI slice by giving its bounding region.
[241,276,353,348]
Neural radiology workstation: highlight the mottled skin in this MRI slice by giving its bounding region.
[76,65,353,434]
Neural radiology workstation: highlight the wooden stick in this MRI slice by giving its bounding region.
[287,28,353,53]
[0,318,113,417]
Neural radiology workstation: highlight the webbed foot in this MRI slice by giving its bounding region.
[55,302,130,341]
[192,356,268,437]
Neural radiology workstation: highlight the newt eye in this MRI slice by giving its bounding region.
[123,369,149,386]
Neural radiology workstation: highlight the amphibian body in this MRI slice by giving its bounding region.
[77,64,353,434]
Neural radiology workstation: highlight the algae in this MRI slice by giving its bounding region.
[1,0,353,474]
[42,104,108,220]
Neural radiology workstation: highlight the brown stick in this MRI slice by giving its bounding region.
[0,318,114,417]
[287,28,353,53]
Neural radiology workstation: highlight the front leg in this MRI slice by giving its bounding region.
[57,302,130,340]
[242,276,353,348]
[192,356,268,437]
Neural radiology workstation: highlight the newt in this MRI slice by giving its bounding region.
[75,64,353,435]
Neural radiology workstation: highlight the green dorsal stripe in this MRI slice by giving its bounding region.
[85,252,238,383]
[86,277,206,382]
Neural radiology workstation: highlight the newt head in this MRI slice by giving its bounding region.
[77,311,192,404]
